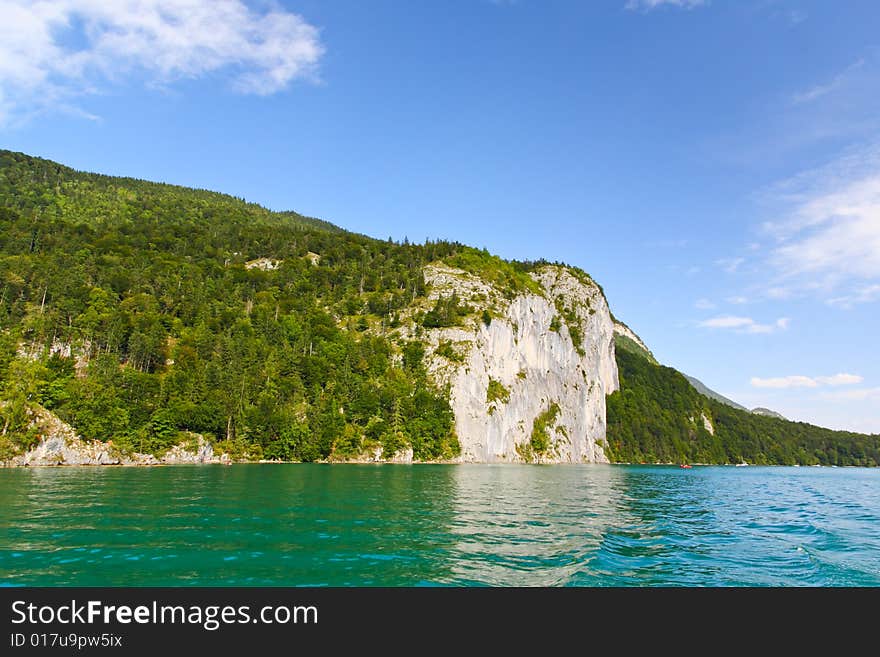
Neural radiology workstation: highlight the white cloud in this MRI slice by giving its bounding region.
[699,315,789,334]
[751,373,863,389]
[750,375,818,389]
[727,295,749,305]
[625,0,706,10]
[816,373,864,386]
[700,316,753,329]
[694,298,715,310]
[0,0,324,125]
[761,143,880,305]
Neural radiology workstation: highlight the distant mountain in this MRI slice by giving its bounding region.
[682,375,748,412]
[752,407,787,420]
[681,375,787,420]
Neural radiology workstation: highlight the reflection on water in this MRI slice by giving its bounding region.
[1,464,878,586]
[448,465,623,586]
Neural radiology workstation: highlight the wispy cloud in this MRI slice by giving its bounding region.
[0,0,324,126]
[694,298,715,310]
[764,286,792,300]
[699,315,789,334]
[827,284,880,309]
[716,256,745,273]
[819,387,880,401]
[752,373,864,389]
[625,0,706,10]
[758,142,880,306]
[792,59,864,105]
[727,295,749,305]
[717,50,880,171]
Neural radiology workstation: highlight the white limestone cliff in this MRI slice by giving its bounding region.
[415,264,619,463]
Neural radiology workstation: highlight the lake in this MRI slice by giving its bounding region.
[1,464,878,586]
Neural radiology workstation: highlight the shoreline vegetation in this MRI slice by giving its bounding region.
[2,458,863,468]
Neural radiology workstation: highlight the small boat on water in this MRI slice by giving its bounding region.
[679,464,692,469]
[735,462,749,467]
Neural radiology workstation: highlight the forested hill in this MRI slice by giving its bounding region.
[606,349,880,466]
[0,149,340,234]
[0,149,479,462]
[0,149,877,466]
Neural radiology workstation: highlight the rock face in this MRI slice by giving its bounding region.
[160,436,221,464]
[612,321,650,354]
[330,445,413,464]
[752,407,786,420]
[701,411,715,436]
[418,265,619,463]
[4,407,225,467]
[244,257,281,271]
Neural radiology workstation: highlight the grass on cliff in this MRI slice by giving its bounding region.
[444,247,543,298]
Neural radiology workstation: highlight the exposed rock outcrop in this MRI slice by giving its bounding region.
[3,407,226,467]
[701,411,715,436]
[245,257,282,271]
[752,407,786,420]
[413,264,619,463]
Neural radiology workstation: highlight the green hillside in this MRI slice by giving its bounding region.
[0,150,464,461]
[606,349,880,466]
[1,150,877,466]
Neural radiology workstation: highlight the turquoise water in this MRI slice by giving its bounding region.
[1,464,878,586]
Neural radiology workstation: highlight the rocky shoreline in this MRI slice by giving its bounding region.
[1,407,227,467]
[0,406,424,467]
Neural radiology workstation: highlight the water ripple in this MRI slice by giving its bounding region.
[0,464,878,586]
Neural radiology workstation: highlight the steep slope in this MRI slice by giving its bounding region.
[607,349,880,466]
[403,264,618,462]
[682,374,748,412]
[612,320,657,365]
[683,373,787,420]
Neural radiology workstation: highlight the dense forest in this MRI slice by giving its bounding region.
[606,349,880,466]
[0,150,470,461]
[1,149,877,465]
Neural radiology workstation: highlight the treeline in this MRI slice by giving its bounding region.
[606,349,880,466]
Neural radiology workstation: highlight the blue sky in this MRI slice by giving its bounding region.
[1,0,878,432]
